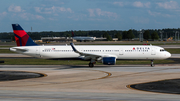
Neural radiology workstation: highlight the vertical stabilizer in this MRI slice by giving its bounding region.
[12,24,37,46]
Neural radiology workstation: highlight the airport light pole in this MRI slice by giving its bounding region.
[175,31,176,41]
[160,31,164,41]
[142,30,143,42]
[139,30,141,42]
[174,31,177,41]
[139,29,144,42]
[174,31,179,41]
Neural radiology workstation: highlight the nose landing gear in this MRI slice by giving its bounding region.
[151,60,154,67]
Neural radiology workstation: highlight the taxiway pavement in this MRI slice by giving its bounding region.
[0,65,179,101]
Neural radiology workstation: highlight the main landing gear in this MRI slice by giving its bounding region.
[89,63,94,67]
[89,59,96,68]
[151,60,154,67]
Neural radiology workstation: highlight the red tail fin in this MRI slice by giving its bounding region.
[12,24,37,46]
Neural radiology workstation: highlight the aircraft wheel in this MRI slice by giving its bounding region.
[151,60,154,67]
[151,64,154,67]
[89,63,94,68]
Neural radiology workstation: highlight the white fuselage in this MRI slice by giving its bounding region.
[10,45,171,60]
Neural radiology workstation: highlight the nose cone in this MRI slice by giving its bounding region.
[166,52,171,58]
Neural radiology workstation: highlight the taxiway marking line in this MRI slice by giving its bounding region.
[126,78,180,95]
[0,69,112,87]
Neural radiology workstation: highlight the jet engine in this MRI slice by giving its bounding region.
[102,57,116,65]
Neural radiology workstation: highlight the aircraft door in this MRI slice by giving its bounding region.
[151,47,156,55]
[36,47,40,56]
[119,48,123,55]
[79,48,84,52]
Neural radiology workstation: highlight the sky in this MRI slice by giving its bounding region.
[0,0,180,32]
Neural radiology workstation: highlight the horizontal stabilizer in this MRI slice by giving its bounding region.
[10,47,28,52]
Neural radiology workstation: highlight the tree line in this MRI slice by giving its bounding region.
[0,28,180,41]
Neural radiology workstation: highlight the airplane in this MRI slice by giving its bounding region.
[72,31,96,41]
[10,24,171,67]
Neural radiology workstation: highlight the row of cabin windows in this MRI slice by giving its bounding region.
[42,49,166,53]
[42,50,120,52]
[43,50,73,52]
[84,50,119,52]
[125,50,149,52]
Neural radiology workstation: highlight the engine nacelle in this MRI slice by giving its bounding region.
[102,57,116,65]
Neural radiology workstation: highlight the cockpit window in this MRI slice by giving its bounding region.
[160,49,165,52]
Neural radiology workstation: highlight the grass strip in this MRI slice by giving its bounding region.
[0,59,175,65]
[165,48,180,54]
[0,49,15,53]
[0,46,13,48]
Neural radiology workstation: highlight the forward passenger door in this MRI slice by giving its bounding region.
[151,47,156,55]
[119,48,123,55]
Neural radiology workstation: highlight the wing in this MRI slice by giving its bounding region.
[70,43,117,60]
